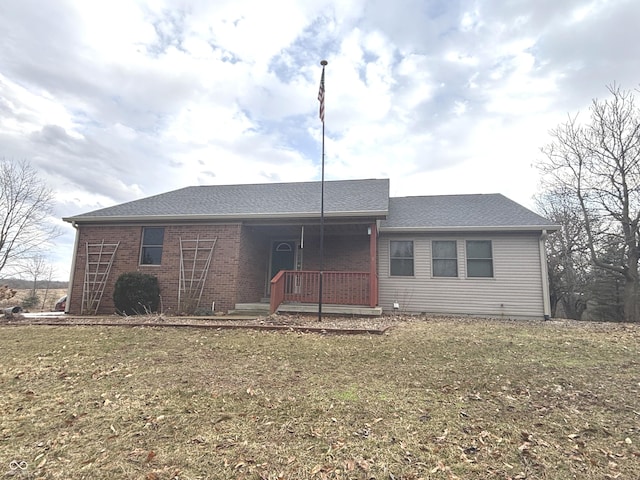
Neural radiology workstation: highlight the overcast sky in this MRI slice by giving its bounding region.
[1,0,639,280]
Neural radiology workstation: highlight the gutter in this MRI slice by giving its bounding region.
[378,224,561,233]
[539,229,552,320]
[62,209,390,224]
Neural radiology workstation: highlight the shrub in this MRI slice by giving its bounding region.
[113,272,160,315]
[21,294,40,310]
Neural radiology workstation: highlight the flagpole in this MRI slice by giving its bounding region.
[318,60,327,322]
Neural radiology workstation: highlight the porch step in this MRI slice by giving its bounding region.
[277,303,382,317]
[229,302,270,316]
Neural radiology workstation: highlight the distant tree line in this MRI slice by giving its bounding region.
[0,278,68,289]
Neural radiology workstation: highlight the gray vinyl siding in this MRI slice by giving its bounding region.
[378,232,545,319]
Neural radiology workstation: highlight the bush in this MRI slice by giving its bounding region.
[21,294,40,310]
[113,272,160,315]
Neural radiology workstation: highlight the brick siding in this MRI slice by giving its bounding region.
[69,223,243,315]
[68,222,376,315]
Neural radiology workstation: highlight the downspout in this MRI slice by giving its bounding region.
[298,225,304,270]
[539,229,551,320]
[66,221,80,314]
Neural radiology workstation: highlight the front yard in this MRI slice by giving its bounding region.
[1,317,639,479]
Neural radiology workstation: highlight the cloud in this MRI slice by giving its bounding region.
[0,0,637,279]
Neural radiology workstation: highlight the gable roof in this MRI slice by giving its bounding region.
[380,194,558,232]
[63,178,390,223]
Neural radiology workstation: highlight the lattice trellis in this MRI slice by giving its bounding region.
[178,236,216,314]
[82,240,119,314]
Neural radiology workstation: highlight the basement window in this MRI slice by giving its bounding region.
[140,227,165,265]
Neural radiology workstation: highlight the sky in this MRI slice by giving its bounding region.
[1,0,639,281]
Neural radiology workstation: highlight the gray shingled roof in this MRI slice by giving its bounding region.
[64,179,390,222]
[380,194,557,231]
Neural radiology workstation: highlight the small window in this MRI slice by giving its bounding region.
[432,240,457,277]
[466,240,493,277]
[141,227,165,265]
[275,242,293,252]
[390,240,414,276]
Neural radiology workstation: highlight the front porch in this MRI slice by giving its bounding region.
[269,269,378,314]
[236,222,380,314]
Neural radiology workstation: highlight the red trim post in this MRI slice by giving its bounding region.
[270,270,286,314]
[369,223,378,307]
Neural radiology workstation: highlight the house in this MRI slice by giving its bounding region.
[62,178,557,319]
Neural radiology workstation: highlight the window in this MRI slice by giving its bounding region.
[140,227,165,265]
[466,240,493,277]
[275,242,293,252]
[432,240,457,277]
[390,240,414,276]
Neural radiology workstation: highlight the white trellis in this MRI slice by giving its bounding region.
[82,240,119,314]
[178,236,216,314]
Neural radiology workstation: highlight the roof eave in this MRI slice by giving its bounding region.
[63,209,389,224]
[379,224,560,233]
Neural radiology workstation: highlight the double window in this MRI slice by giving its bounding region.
[390,240,414,276]
[140,227,165,265]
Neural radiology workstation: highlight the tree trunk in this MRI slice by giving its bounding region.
[623,263,639,322]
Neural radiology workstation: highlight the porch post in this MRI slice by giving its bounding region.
[369,222,378,307]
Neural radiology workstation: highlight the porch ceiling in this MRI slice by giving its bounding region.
[244,222,371,236]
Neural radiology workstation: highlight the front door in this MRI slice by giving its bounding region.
[270,241,297,280]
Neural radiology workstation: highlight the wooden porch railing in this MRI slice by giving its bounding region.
[270,270,373,314]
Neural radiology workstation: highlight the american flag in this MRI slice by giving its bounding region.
[318,67,325,123]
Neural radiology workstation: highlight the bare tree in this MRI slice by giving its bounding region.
[535,187,590,319]
[539,84,640,322]
[20,255,48,295]
[0,159,61,276]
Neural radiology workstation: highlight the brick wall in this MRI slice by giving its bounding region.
[301,233,371,271]
[69,223,243,315]
[68,222,376,315]
[236,226,270,303]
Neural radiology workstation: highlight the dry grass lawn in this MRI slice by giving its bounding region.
[0,317,639,479]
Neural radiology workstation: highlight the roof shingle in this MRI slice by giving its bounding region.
[64,179,390,222]
[380,194,557,230]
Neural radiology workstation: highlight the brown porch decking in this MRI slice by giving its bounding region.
[269,270,379,314]
[276,303,382,316]
[231,302,382,316]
